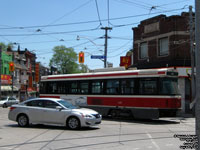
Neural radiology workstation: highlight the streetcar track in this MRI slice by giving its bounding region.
[0,130,194,148]
[9,129,50,150]
[39,130,65,150]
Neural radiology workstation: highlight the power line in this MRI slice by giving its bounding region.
[0,7,187,30]
[0,28,100,37]
[95,0,102,26]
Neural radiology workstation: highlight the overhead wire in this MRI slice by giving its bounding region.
[14,0,93,44]
[95,0,102,27]
[0,7,187,31]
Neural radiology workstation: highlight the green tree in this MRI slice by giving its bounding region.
[0,42,14,51]
[49,45,80,74]
[79,63,89,73]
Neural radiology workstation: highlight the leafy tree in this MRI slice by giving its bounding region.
[49,45,80,74]
[79,63,89,73]
[0,42,14,51]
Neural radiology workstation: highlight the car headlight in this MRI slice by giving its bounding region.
[84,114,93,118]
[80,113,93,118]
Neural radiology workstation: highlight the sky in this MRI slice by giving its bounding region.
[0,0,194,70]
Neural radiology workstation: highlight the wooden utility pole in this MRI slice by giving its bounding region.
[101,27,112,68]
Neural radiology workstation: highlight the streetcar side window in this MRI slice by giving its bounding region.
[80,82,89,94]
[70,82,78,94]
[106,79,120,94]
[48,82,57,94]
[160,78,179,95]
[40,82,47,94]
[139,78,157,95]
[91,81,103,94]
[121,79,135,94]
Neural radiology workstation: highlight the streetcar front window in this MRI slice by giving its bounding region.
[160,78,179,95]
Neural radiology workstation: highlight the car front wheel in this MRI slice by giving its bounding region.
[17,114,29,127]
[67,117,80,130]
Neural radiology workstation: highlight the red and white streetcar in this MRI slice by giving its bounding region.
[40,68,181,119]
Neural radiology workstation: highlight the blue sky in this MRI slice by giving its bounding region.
[0,0,194,69]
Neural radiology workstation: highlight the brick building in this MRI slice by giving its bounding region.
[131,12,193,114]
[132,12,191,69]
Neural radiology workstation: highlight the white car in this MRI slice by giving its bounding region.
[8,98,102,130]
[0,96,19,108]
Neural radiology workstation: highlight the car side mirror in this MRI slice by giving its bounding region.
[56,106,63,111]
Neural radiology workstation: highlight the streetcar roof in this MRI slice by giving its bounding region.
[41,68,178,81]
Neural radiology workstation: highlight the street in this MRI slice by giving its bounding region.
[0,108,196,150]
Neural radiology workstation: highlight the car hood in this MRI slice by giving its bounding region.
[72,108,98,114]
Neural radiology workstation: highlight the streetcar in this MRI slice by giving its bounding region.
[39,68,181,119]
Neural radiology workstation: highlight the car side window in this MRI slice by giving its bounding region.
[9,98,16,101]
[26,100,44,107]
[44,100,59,109]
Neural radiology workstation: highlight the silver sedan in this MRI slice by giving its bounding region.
[8,98,102,130]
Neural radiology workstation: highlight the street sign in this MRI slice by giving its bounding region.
[91,55,106,59]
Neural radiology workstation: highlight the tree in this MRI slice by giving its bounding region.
[79,63,89,73]
[49,45,80,74]
[0,42,14,51]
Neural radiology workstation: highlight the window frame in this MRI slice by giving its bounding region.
[158,37,169,56]
[139,42,148,59]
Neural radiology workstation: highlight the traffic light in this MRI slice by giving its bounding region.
[9,62,15,72]
[79,51,84,63]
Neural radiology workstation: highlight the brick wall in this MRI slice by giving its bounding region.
[132,12,191,69]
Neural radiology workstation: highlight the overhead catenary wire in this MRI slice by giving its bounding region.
[95,0,102,26]
[0,7,187,30]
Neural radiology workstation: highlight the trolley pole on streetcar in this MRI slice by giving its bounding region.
[195,0,200,149]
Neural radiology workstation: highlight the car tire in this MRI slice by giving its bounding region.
[17,114,29,127]
[67,117,80,130]
[2,103,7,108]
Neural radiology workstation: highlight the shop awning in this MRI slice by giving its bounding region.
[1,86,19,91]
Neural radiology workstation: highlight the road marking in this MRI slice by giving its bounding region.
[166,144,173,147]
[146,133,160,150]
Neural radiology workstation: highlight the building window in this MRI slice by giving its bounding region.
[140,42,148,59]
[159,37,169,56]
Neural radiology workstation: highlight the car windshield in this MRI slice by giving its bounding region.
[58,100,78,109]
[0,97,7,101]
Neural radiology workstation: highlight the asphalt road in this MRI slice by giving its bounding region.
[0,108,196,150]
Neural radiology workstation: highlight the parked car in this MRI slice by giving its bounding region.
[0,96,19,108]
[8,98,102,130]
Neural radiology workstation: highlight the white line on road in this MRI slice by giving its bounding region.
[146,132,160,150]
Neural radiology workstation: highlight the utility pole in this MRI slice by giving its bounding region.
[195,0,200,149]
[0,46,2,100]
[189,6,196,108]
[101,27,112,68]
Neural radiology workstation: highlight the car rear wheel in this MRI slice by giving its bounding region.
[2,103,7,108]
[17,114,29,127]
[67,117,80,130]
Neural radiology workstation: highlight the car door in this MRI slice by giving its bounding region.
[25,100,45,123]
[42,100,67,125]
